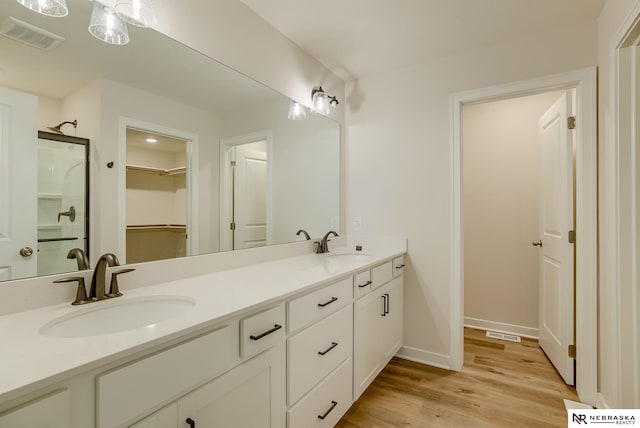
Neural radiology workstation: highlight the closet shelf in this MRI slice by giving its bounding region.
[38,193,63,199]
[126,224,186,231]
[126,164,186,176]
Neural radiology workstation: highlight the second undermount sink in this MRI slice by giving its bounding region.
[325,253,374,263]
[39,295,196,338]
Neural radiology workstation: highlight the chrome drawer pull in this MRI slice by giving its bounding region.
[317,401,338,420]
[358,280,373,288]
[250,324,282,341]
[318,297,338,307]
[318,342,338,356]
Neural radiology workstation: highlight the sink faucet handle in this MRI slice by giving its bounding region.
[108,268,135,297]
[54,276,89,305]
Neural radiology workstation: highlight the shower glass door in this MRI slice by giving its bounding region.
[37,132,89,275]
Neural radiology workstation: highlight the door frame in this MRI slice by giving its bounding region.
[608,2,640,408]
[117,117,200,262]
[219,130,273,252]
[450,68,597,404]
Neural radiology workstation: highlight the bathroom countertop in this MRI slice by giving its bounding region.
[0,241,406,403]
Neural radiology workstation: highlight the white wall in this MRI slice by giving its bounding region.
[347,21,598,365]
[463,91,563,337]
[597,0,639,409]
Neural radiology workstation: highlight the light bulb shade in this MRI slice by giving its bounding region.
[15,0,68,17]
[115,0,157,28]
[288,100,307,120]
[88,2,129,46]
[312,87,331,115]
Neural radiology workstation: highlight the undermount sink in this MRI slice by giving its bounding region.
[325,253,374,262]
[39,295,196,338]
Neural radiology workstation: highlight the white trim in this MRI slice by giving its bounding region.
[395,346,451,370]
[610,1,640,408]
[117,117,200,262]
[464,317,539,339]
[450,67,598,405]
[219,130,273,252]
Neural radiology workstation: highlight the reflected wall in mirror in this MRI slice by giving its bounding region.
[0,0,340,282]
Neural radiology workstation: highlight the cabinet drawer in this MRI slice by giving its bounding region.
[353,270,372,300]
[287,358,352,428]
[288,304,353,405]
[241,305,285,359]
[288,277,352,333]
[0,389,69,428]
[371,261,392,289]
[97,326,236,428]
[393,256,405,277]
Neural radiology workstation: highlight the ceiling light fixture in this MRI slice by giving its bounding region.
[15,0,68,17]
[88,2,129,45]
[15,0,157,46]
[115,0,157,28]
[311,86,339,115]
[145,137,158,143]
[287,100,307,120]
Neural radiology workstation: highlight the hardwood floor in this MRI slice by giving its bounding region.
[336,328,578,427]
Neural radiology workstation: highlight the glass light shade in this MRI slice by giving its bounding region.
[288,100,307,120]
[15,0,68,17]
[88,2,129,46]
[312,88,331,115]
[115,0,157,28]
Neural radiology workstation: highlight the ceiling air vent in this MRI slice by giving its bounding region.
[0,17,64,50]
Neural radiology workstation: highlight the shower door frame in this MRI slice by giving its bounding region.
[37,131,90,263]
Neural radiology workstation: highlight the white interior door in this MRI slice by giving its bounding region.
[0,86,37,281]
[537,91,575,385]
[233,145,267,249]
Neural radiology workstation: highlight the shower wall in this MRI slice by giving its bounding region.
[37,138,88,275]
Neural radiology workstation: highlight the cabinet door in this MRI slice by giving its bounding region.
[177,343,284,428]
[130,404,177,428]
[353,289,386,400]
[380,277,404,362]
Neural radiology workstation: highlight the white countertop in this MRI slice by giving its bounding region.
[0,242,405,403]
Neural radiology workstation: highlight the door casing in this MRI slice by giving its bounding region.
[450,67,598,405]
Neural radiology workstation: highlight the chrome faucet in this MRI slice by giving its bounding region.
[316,230,338,254]
[90,253,120,301]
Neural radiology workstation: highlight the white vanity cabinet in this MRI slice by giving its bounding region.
[0,389,69,428]
[176,343,284,428]
[353,268,403,400]
[286,278,354,428]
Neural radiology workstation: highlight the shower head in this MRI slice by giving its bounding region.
[47,119,77,135]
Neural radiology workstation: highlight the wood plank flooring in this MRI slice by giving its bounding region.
[336,328,578,427]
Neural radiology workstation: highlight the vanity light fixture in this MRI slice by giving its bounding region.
[287,100,307,120]
[15,0,68,17]
[145,137,158,143]
[88,1,129,45]
[115,0,157,28]
[311,86,339,115]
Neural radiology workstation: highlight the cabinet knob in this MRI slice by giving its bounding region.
[186,417,196,427]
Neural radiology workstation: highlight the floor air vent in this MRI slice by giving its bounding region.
[0,17,65,50]
[486,330,521,343]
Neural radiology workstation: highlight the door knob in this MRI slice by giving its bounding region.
[19,247,34,257]
[532,240,543,247]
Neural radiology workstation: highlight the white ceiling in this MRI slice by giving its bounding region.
[239,0,606,81]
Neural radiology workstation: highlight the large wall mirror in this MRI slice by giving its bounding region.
[0,0,340,282]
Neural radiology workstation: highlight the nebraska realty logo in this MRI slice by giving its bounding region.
[569,409,639,426]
